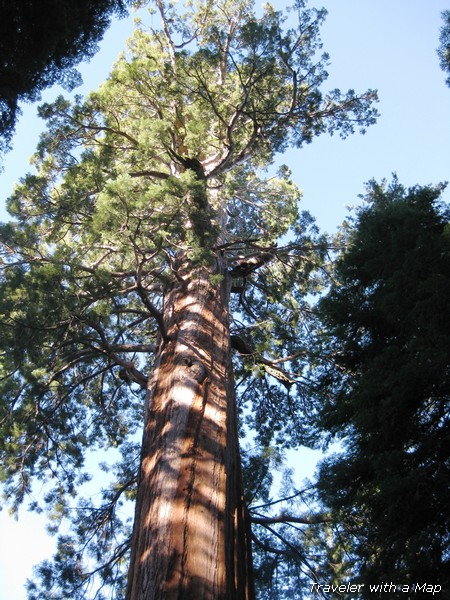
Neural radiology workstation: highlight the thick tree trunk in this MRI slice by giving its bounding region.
[126,255,254,600]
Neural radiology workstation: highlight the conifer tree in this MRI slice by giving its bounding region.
[314,178,450,591]
[0,1,377,597]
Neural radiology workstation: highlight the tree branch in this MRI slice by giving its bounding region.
[251,532,287,556]
[231,335,299,387]
[155,0,177,67]
[128,170,170,180]
[251,487,314,511]
[255,523,322,585]
[228,251,275,277]
[135,262,170,343]
[251,513,332,526]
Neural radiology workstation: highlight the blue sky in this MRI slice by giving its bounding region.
[1,1,449,598]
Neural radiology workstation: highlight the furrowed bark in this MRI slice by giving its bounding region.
[126,254,254,599]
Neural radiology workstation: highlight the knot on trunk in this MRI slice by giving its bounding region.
[175,354,208,384]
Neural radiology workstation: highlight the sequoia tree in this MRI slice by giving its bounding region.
[314,178,450,591]
[0,1,377,598]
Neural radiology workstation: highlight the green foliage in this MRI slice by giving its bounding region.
[0,0,378,596]
[438,10,450,87]
[233,211,329,452]
[314,178,450,589]
[249,466,355,599]
[0,0,133,158]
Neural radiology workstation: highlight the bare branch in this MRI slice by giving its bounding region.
[135,261,170,343]
[155,0,177,67]
[251,532,287,556]
[255,523,322,584]
[251,513,332,526]
[251,487,315,511]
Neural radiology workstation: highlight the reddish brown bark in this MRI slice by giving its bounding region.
[126,257,254,600]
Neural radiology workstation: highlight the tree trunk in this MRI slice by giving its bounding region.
[126,255,254,600]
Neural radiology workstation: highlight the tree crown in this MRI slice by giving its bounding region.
[0,1,379,596]
[314,178,450,586]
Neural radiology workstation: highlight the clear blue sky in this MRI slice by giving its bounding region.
[1,1,449,598]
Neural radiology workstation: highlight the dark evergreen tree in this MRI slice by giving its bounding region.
[314,178,450,593]
[0,0,131,157]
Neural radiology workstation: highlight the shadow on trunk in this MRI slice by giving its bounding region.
[126,258,255,600]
